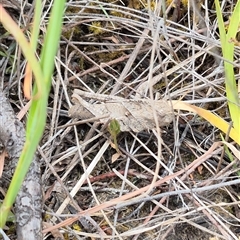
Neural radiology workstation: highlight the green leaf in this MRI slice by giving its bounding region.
[108,119,121,152]
[214,0,240,133]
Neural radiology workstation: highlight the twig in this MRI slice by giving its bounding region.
[0,90,42,240]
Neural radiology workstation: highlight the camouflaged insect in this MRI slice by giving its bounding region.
[68,89,173,132]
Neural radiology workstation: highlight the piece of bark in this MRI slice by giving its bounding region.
[0,91,42,239]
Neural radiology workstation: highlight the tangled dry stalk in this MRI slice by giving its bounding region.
[1,0,240,239]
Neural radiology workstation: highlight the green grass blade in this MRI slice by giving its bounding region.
[30,0,42,50]
[40,0,66,88]
[214,0,226,44]
[215,0,240,133]
[224,0,240,133]
[0,5,44,90]
[0,0,66,228]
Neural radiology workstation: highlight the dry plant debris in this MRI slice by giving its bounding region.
[68,89,173,132]
[1,0,240,240]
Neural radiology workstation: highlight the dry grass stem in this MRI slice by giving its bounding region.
[1,0,240,239]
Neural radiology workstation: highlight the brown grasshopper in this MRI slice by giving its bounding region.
[68,89,173,132]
